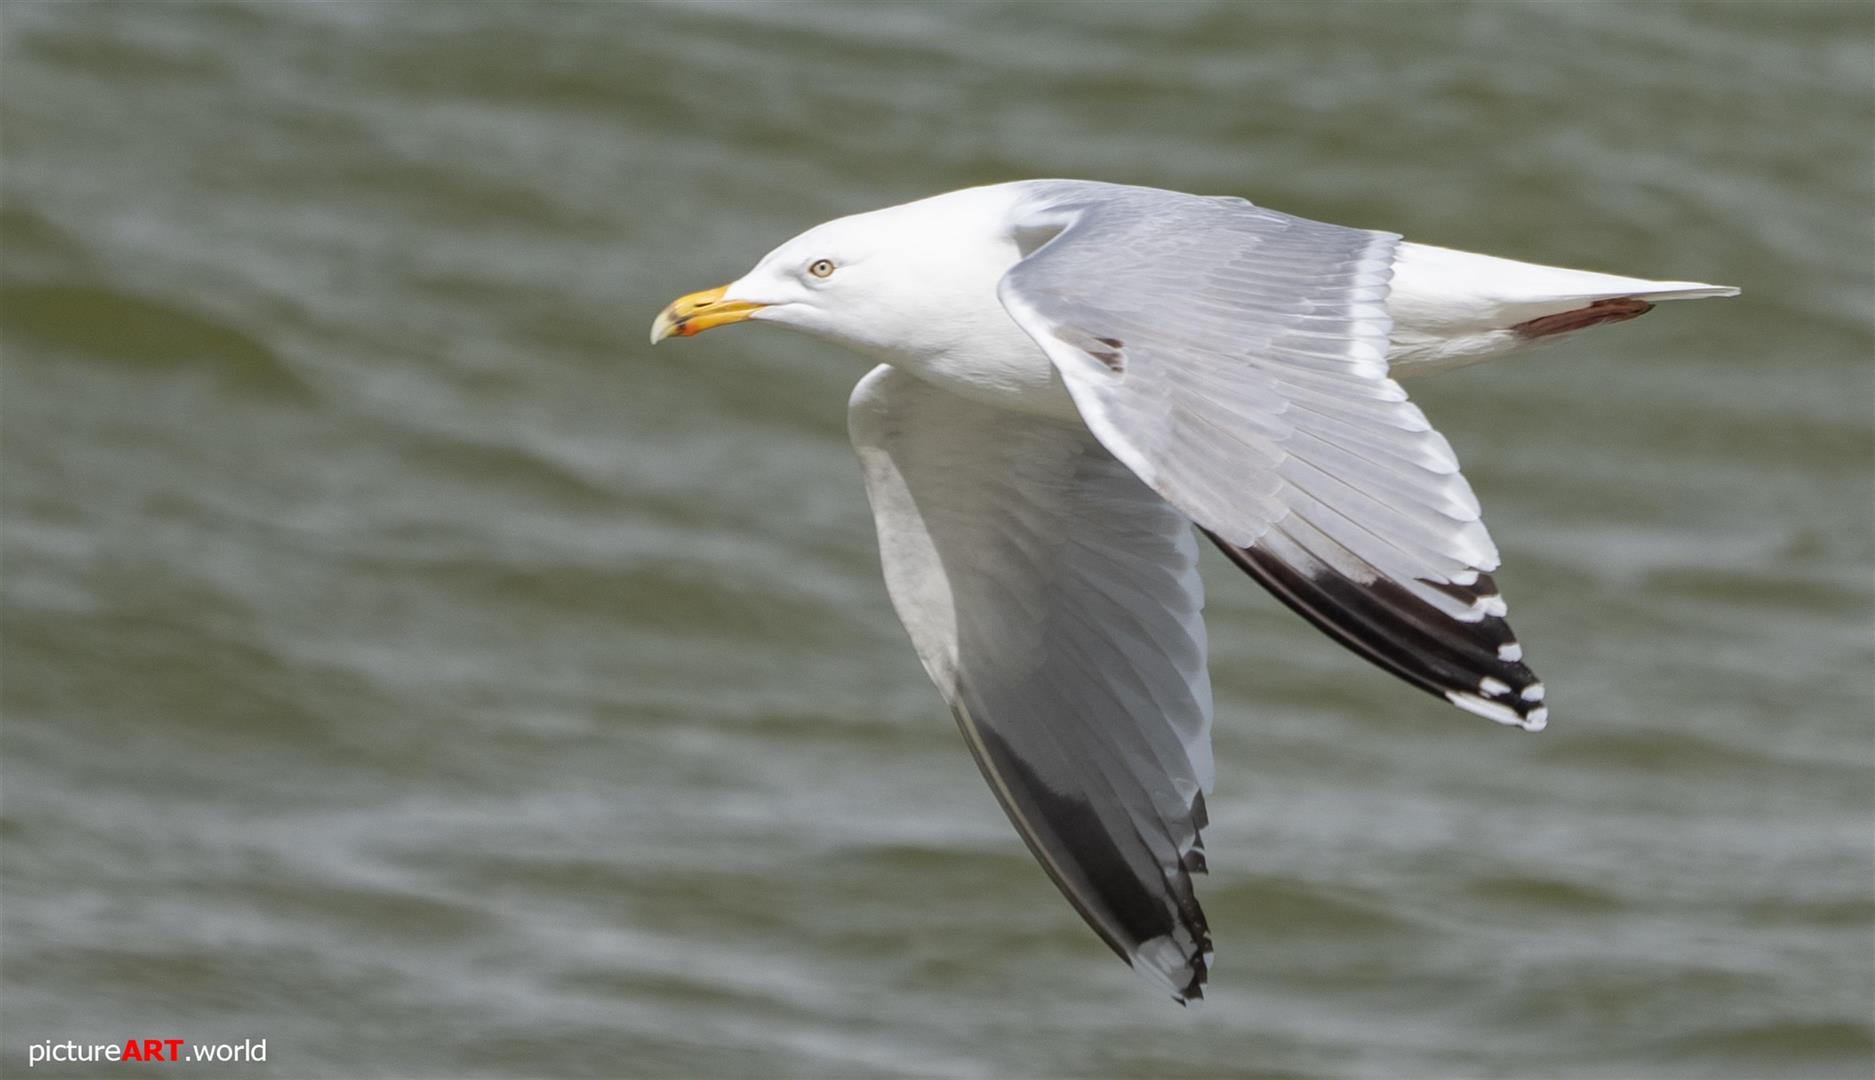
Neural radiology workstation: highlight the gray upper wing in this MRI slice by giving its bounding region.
[998,183,1547,728]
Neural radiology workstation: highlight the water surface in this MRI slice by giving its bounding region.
[3,2,1871,1077]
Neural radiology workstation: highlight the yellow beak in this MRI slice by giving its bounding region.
[649,284,766,344]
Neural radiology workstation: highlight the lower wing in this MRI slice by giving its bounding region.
[848,364,1217,1001]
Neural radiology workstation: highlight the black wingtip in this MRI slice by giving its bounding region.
[1179,948,1210,1004]
[1205,528,1548,730]
[1162,901,1213,1005]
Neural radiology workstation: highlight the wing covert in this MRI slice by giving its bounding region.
[997,184,1546,728]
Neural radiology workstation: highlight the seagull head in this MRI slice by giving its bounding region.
[650,186,1029,363]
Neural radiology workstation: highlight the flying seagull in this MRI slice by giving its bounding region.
[650,180,1736,1002]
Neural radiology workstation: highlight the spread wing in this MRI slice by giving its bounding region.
[848,364,1215,1001]
[999,183,1546,728]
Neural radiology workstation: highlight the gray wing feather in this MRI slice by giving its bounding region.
[998,183,1547,728]
[848,364,1215,1001]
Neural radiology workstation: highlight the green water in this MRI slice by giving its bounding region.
[2,2,1870,1077]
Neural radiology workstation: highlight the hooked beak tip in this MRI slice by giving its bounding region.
[651,284,763,345]
[649,310,679,345]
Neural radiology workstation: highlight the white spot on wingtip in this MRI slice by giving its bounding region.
[1469,594,1508,618]
[1132,932,1203,1002]
[1521,683,1546,702]
[1480,676,1512,696]
[1498,642,1524,662]
[1522,707,1550,732]
[1445,690,1524,727]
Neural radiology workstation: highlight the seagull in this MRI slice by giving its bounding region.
[650,180,1736,1002]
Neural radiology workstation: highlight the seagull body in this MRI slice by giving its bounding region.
[651,179,1736,1002]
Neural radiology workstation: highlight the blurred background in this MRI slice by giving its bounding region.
[2,2,1870,1077]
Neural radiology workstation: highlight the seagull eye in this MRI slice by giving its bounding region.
[807,258,836,279]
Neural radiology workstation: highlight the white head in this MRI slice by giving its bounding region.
[650,185,1028,365]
